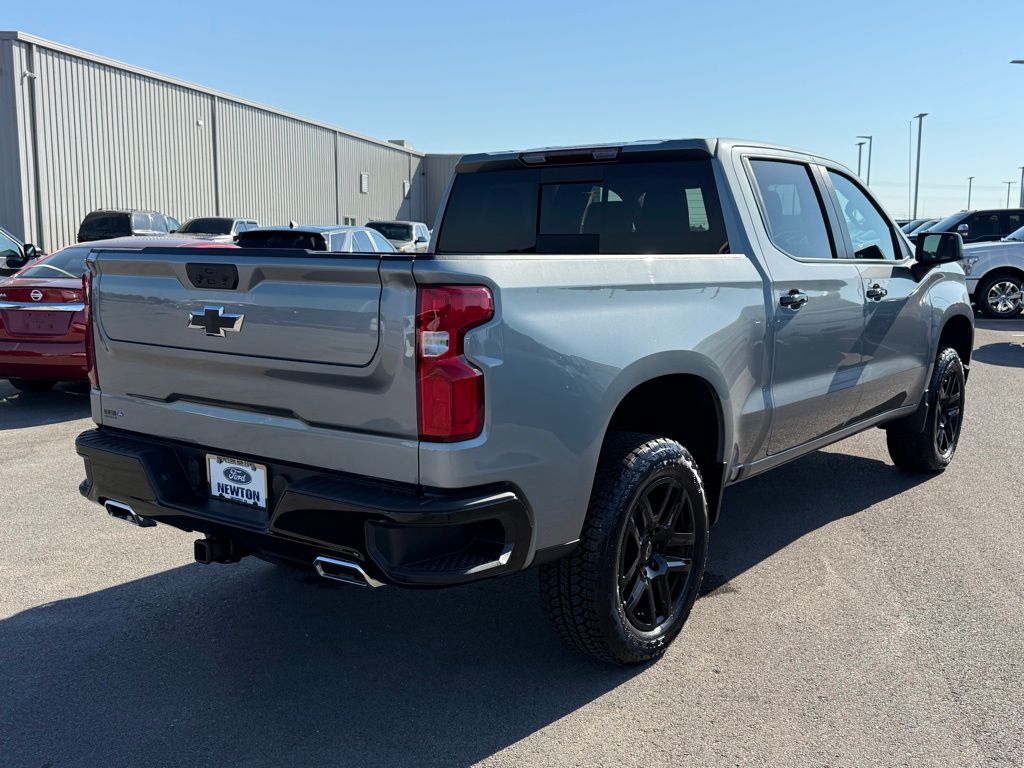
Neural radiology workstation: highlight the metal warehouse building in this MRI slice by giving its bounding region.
[0,31,460,251]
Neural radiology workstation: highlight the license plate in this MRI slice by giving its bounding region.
[207,454,268,510]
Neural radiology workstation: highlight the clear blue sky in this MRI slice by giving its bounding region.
[7,0,1024,218]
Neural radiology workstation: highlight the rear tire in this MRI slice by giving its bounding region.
[976,273,1023,318]
[539,433,709,665]
[9,379,56,393]
[886,347,965,472]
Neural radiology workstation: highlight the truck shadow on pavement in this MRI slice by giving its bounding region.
[970,342,1024,369]
[0,450,929,767]
[0,382,91,429]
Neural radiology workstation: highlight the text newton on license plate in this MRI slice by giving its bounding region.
[207,454,269,510]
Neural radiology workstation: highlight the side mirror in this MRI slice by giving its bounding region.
[956,223,969,236]
[916,231,963,264]
[415,236,428,244]
[22,243,39,260]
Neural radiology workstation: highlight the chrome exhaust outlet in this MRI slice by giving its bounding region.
[104,499,156,528]
[313,556,384,588]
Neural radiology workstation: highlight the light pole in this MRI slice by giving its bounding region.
[1019,167,1024,207]
[967,176,974,209]
[1005,182,1016,208]
[856,135,873,185]
[912,113,927,218]
[856,141,865,176]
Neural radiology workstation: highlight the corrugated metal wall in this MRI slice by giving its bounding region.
[217,100,335,226]
[30,45,218,249]
[422,154,462,229]
[0,32,446,252]
[337,134,424,225]
[0,39,35,243]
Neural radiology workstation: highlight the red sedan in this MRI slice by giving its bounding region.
[0,237,236,391]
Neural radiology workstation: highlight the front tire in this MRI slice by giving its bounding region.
[886,347,965,472]
[976,273,1023,318]
[539,433,709,665]
[9,379,56,393]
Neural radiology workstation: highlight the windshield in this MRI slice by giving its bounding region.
[1003,225,1024,242]
[436,159,726,255]
[908,219,938,234]
[235,231,328,251]
[179,218,233,235]
[367,222,414,241]
[926,212,970,233]
[900,219,926,233]
[18,247,91,278]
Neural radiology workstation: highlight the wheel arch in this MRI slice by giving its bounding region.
[600,356,732,525]
[938,311,974,369]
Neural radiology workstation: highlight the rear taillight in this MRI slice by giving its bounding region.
[416,285,494,442]
[83,269,98,389]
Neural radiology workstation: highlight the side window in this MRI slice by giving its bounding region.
[1001,213,1023,236]
[369,230,396,252]
[352,230,374,252]
[967,213,999,240]
[152,215,170,234]
[329,233,348,252]
[827,171,897,260]
[132,212,152,231]
[234,221,247,234]
[749,160,834,259]
[0,230,20,258]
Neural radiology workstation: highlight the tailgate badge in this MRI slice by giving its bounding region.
[188,305,244,337]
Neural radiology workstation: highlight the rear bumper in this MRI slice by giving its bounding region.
[76,428,533,587]
[0,340,86,380]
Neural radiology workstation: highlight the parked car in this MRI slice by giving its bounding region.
[902,218,939,236]
[77,209,181,242]
[177,217,258,242]
[365,220,431,253]
[235,224,397,253]
[914,209,1024,244]
[962,224,1024,317]
[0,225,43,277]
[0,237,236,391]
[900,218,933,234]
[75,138,973,665]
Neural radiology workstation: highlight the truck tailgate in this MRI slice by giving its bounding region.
[89,248,420,482]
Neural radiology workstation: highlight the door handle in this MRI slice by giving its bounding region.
[779,289,808,309]
[866,284,888,300]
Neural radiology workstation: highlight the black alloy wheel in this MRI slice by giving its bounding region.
[617,476,697,633]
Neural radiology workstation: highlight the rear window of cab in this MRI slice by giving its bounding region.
[436,160,727,255]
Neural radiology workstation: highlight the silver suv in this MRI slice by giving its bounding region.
[76,138,973,665]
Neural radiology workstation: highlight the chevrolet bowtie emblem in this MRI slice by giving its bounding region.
[188,305,244,337]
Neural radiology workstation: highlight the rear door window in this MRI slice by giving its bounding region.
[748,160,835,259]
[436,159,727,255]
[368,230,396,252]
[132,212,152,231]
[352,231,374,252]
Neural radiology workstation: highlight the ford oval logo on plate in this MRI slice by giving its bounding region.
[224,467,252,485]
[30,289,43,301]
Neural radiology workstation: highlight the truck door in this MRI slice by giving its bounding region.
[823,170,929,421]
[742,157,866,455]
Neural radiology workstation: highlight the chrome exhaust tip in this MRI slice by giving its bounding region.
[104,499,156,528]
[313,556,384,588]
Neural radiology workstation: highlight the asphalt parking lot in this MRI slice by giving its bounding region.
[1,319,1022,768]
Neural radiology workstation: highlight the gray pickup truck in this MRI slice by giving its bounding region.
[76,139,974,665]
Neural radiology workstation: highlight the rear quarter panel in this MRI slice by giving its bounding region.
[415,252,769,554]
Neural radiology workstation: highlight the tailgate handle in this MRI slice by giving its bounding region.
[186,263,239,290]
